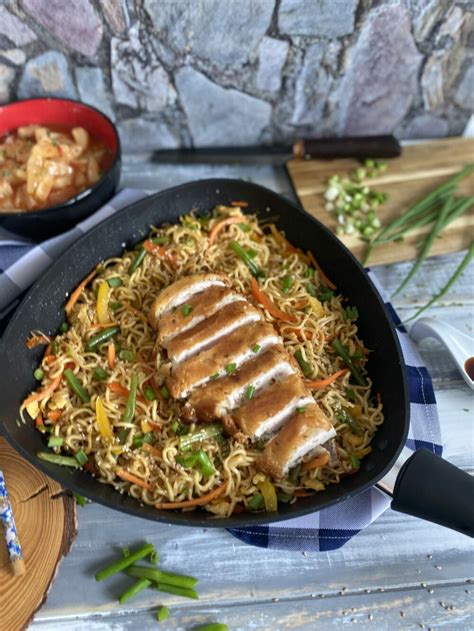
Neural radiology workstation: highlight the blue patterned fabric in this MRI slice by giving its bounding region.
[0,190,441,552]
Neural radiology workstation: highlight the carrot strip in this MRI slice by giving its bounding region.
[230,200,248,208]
[116,469,153,491]
[107,381,145,403]
[44,343,53,358]
[155,482,227,510]
[301,452,330,472]
[307,251,336,290]
[21,371,63,410]
[293,299,308,309]
[26,332,51,349]
[47,409,61,422]
[65,267,97,315]
[285,327,314,341]
[142,443,163,458]
[143,240,167,256]
[269,225,309,263]
[293,489,314,497]
[35,414,45,431]
[305,368,348,389]
[107,342,116,369]
[208,216,243,245]
[376,392,382,406]
[147,420,162,430]
[250,278,296,324]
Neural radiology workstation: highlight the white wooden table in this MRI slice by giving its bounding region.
[31,158,474,631]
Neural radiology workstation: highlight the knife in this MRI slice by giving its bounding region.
[151,135,401,165]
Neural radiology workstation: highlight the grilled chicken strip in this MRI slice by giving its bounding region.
[231,373,314,440]
[158,285,245,344]
[258,403,336,478]
[149,273,231,329]
[166,321,280,399]
[165,300,261,365]
[185,346,296,422]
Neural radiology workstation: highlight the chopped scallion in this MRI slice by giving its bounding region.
[75,449,88,466]
[181,304,193,317]
[245,384,255,400]
[47,436,63,448]
[225,362,237,374]
[34,368,44,381]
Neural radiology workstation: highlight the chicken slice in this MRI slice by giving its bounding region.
[165,300,262,365]
[149,273,231,329]
[157,286,245,344]
[257,403,336,478]
[166,321,280,399]
[185,346,295,422]
[232,374,314,440]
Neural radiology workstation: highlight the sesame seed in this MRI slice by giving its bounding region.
[343,611,349,616]
[427,554,432,559]
[439,602,445,608]
[302,551,308,557]
[400,611,405,617]
[428,589,434,594]
[379,588,385,592]
[351,618,356,623]
[418,625,425,629]
[435,565,442,570]
[421,583,427,588]
[311,593,316,598]
[368,614,373,621]
[365,588,371,593]
[466,589,471,594]
[273,598,279,603]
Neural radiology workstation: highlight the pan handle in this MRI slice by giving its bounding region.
[388,448,474,537]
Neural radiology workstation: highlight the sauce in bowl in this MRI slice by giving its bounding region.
[0,125,113,212]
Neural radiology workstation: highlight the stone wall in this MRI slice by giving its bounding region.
[0,0,472,151]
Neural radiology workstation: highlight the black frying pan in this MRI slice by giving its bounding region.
[0,180,472,534]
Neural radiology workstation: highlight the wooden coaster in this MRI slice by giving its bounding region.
[0,437,77,631]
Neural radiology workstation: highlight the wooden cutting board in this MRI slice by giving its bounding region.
[286,137,474,266]
[0,438,76,631]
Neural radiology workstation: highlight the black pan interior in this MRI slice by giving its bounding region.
[0,179,409,527]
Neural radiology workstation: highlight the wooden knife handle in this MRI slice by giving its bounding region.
[293,135,401,159]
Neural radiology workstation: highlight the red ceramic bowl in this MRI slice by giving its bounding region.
[0,98,121,240]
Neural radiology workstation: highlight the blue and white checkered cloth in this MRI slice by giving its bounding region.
[0,189,442,551]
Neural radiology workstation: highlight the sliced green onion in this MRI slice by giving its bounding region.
[47,436,63,448]
[294,349,312,378]
[277,491,294,504]
[282,275,292,293]
[111,302,122,311]
[129,248,146,275]
[107,277,122,288]
[344,306,359,321]
[238,223,251,232]
[64,368,90,403]
[34,368,44,381]
[156,606,170,622]
[75,449,88,466]
[251,343,261,353]
[171,419,189,436]
[59,321,69,333]
[307,283,317,297]
[51,338,60,355]
[150,549,159,565]
[119,577,151,604]
[346,387,356,402]
[85,325,120,351]
[296,406,307,414]
[73,492,88,507]
[145,387,156,401]
[225,362,236,374]
[159,385,170,399]
[119,349,135,362]
[245,384,255,400]
[318,285,335,302]
[181,304,193,317]
[38,451,79,467]
[209,372,220,380]
[350,454,360,469]
[93,367,108,381]
[125,565,198,589]
[151,582,198,599]
[151,235,170,245]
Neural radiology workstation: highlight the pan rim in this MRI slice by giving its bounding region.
[0,178,410,528]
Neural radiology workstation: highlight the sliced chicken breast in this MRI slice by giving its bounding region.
[165,301,262,365]
[166,321,280,399]
[257,403,336,478]
[232,374,314,440]
[186,346,296,421]
[157,286,244,344]
[149,273,231,329]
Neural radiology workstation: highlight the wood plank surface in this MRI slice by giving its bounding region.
[286,137,474,265]
[23,156,474,630]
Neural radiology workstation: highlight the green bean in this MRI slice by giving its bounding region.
[282,275,292,293]
[332,339,367,387]
[85,326,120,351]
[393,194,455,296]
[151,582,198,599]
[247,493,264,511]
[64,368,90,403]
[294,349,312,378]
[179,424,223,451]
[404,243,474,323]
[92,367,108,381]
[118,577,151,604]
[156,605,170,622]
[337,409,364,436]
[123,375,138,423]
[125,565,198,589]
[229,240,262,277]
[95,542,154,581]
[38,451,79,467]
[129,248,146,275]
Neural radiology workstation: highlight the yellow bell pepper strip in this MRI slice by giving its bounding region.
[95,396,113,440]
[258,478,278,512]
[96,281,110,324]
